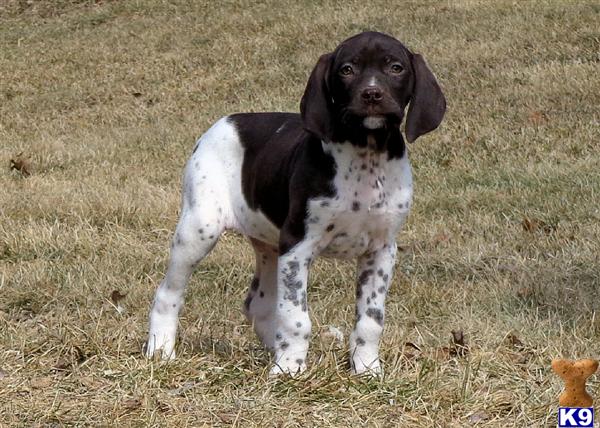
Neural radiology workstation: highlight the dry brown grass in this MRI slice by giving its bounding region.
[1,0,600,426]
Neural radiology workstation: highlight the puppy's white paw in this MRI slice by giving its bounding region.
[351,358,383,377]
[269,359,307,377]
[145,334,176,361]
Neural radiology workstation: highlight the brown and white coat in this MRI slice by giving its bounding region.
[146,31,446,375]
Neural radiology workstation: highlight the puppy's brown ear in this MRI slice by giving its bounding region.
[300,53,334,141]
[405,54,446,143]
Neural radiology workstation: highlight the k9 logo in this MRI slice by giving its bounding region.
[558,407,594,428]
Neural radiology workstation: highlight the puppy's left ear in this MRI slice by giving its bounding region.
[300,53,334,141]
[405,54,446,143]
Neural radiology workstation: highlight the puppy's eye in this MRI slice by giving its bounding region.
[340,65,354,76]
[390,64,404,74]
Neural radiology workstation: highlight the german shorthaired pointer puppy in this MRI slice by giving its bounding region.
[146,31,446,376]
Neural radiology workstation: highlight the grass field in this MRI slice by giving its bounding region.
[1,0,600,426]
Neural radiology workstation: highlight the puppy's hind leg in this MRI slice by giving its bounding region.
[243,240,279,351]
[146,200,225,360]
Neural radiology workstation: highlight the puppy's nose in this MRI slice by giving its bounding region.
[361,86,383,103]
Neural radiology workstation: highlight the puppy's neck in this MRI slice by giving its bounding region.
[322,141,388,180]
[329,123,405,159]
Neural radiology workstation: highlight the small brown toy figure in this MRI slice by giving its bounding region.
[552,358,598,407]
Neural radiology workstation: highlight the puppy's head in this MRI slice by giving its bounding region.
[301,31,446,143]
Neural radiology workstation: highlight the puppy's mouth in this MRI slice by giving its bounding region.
[343,100,403,129]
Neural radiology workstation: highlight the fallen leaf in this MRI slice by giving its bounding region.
[404,341,422,352]
[507,351,530,365]
[9,152,31,177]
[31,376,53,389]
[401,342,422,361]
[504,332,533,364]
[452,330,465,346]
[528,110,547,126]
[506,332,524,349]
[73,345,86,363]
[79,376,106,389]
[432,232,451,246]
[516,287,533,299]
[405,316,418,328]
[432,330,469,359]
[167,381,197,396]
[217,413,236,423]
[111,290,127,305]
[521,217,537,232]
[53,345,85,372]
[468,411,489,424]
[156,401,171,412]
[111,290,127,314]
[433,346,452,361]
[122,397,142,410]
[522,217,557,234]
[451,329,468,357]
[53,358,71,371]
[491,390,514,409]
[131,92,143,97]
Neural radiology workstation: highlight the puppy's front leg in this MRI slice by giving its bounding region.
[269,243,314,376]
[350,242,397,375]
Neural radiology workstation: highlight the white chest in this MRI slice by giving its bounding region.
[307,142,413,259]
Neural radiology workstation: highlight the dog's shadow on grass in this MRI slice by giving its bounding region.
[184,331,272,368]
